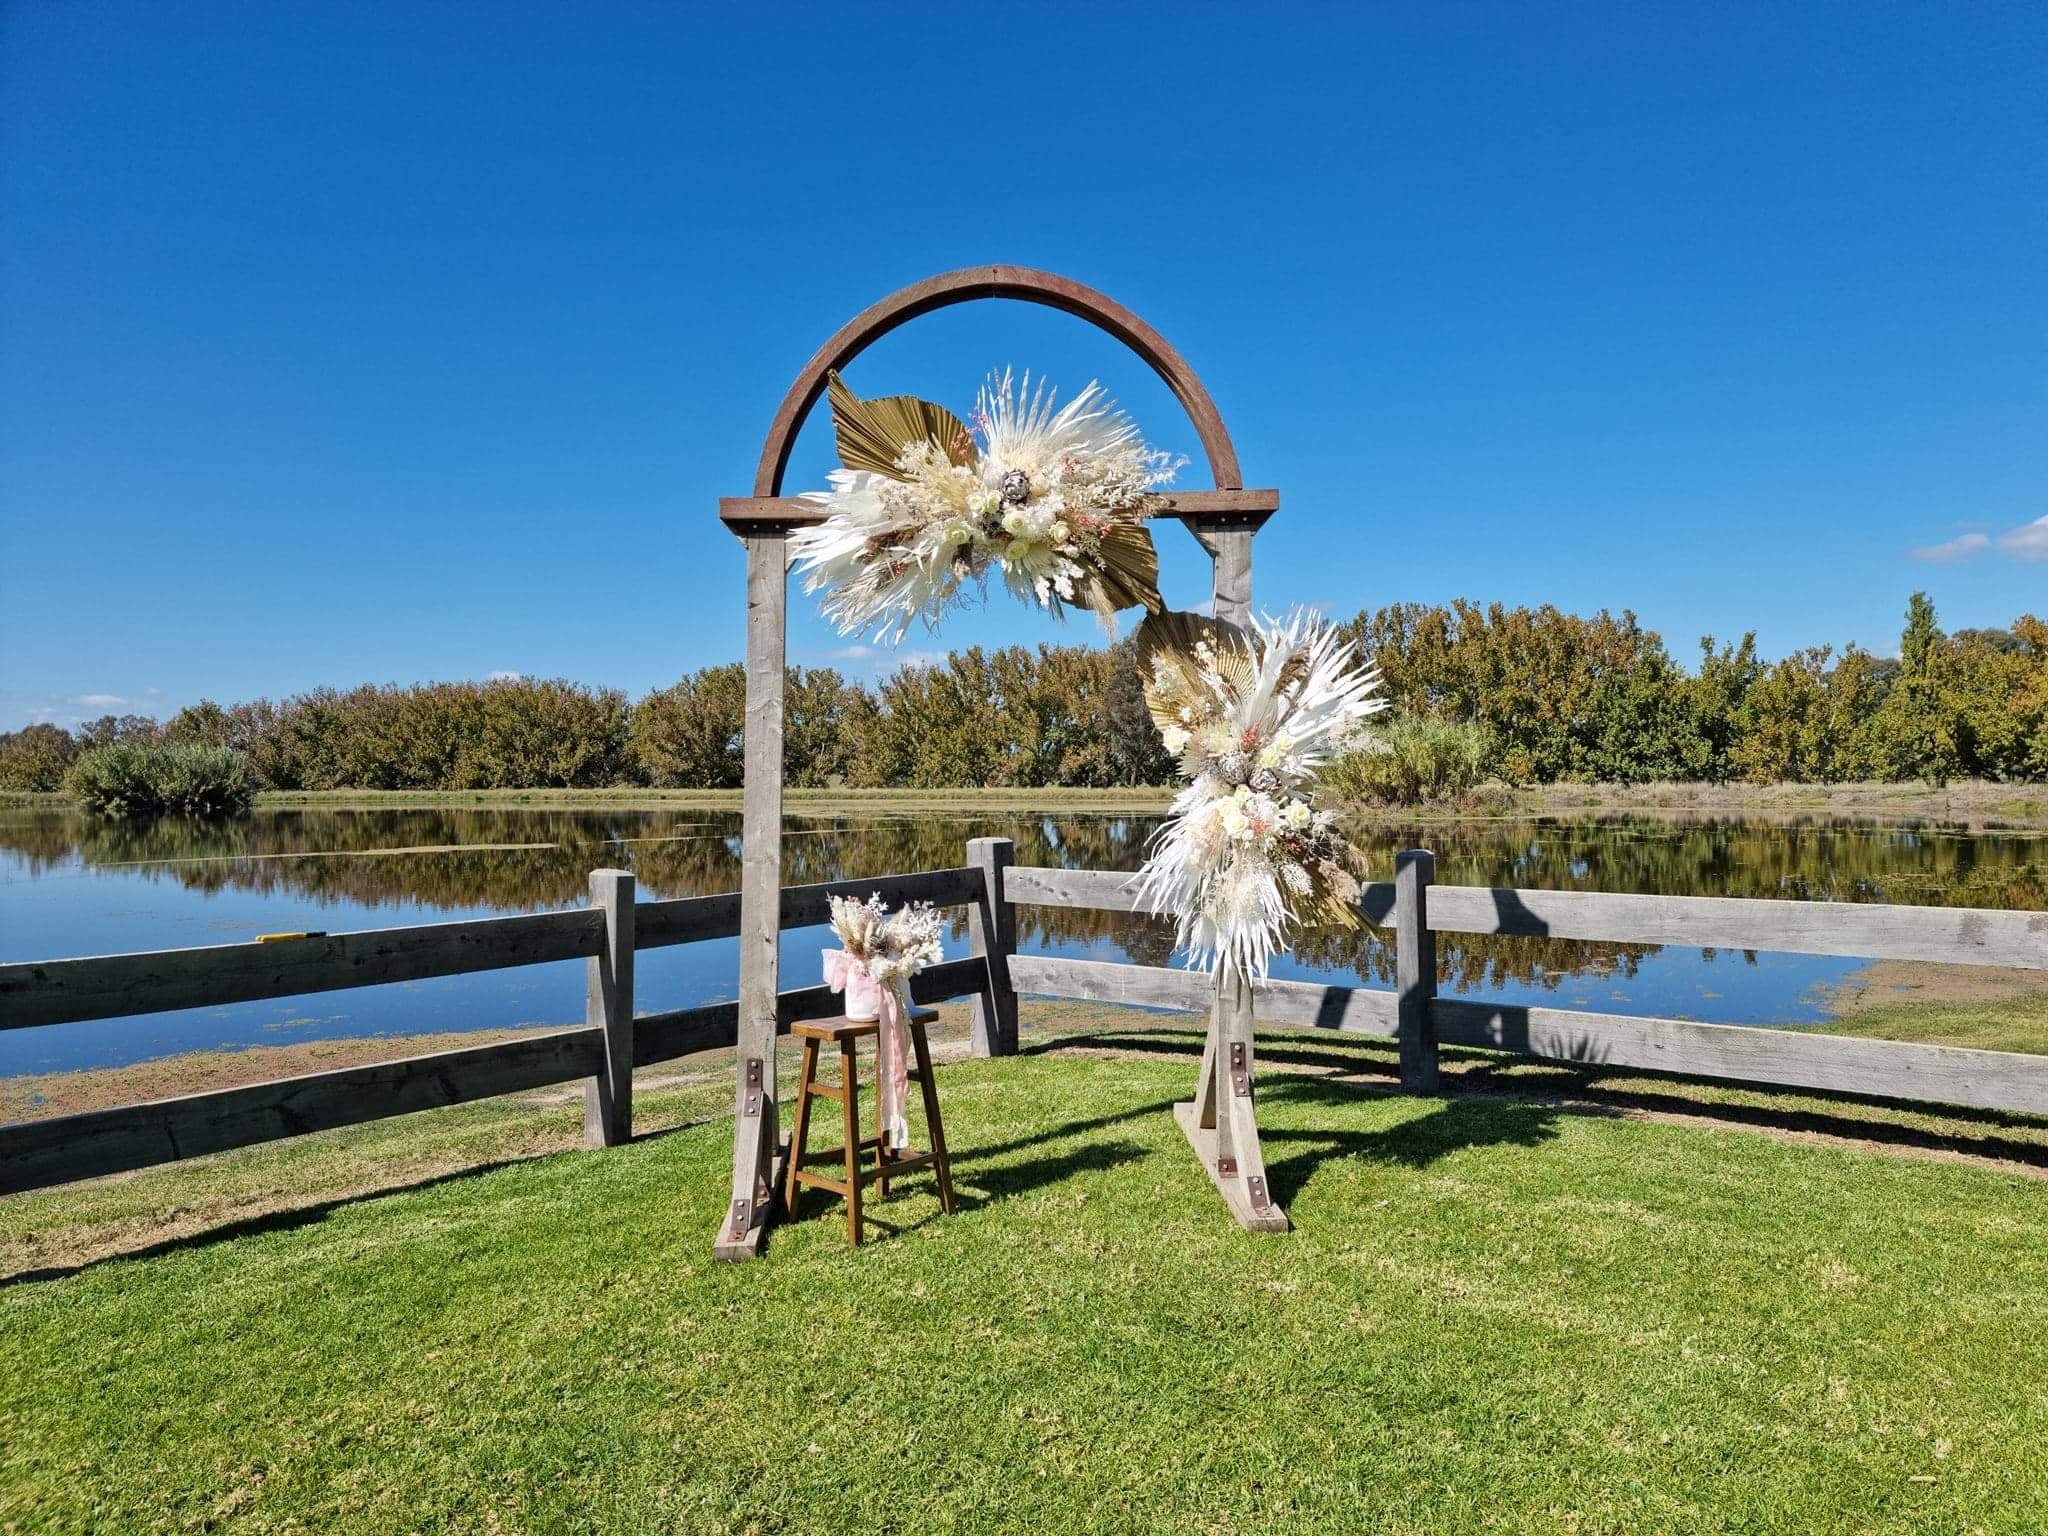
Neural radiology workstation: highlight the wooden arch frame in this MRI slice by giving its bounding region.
[746,264,1246,497]
[714,267,1281,1260]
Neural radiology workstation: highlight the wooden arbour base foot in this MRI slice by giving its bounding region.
[1175,962,1290,1234]
[712,1075,786,1263]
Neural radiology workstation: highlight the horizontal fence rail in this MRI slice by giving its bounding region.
[1430,998,2048,1118]
[2,1027,608,1194]
[0,956,993,1198]
[0,909,607,1032]
[636,867,982,951]
[1005,954,1398,1036]
[7,844,2047,1200]
[0,864,993,1197]
[1421,886,2048,969]
[999,861,2048,1118]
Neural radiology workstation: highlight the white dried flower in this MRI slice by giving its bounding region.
[1137,609,1388,978]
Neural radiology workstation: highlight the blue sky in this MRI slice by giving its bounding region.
[2,2,2042,731]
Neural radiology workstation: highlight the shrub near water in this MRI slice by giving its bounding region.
[1323,715,1497,805]
[64,742,255,818]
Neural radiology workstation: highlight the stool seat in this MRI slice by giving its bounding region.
[791,1008,938,1044]
[783,1007,955,1246]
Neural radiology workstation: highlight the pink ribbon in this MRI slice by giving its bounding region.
[872,977,910,1151]
[823,952,911,1150]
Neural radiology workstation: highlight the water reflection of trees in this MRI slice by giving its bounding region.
[1,810,2040,992]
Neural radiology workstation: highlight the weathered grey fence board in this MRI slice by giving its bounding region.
[635,867,983,950]
[1002,865,1403,928]
[0,909,605,1031]
[1006,953,1398,1036]
[636,955,988,1066]
[0,1027,604,1196]
[1425,885,2048,970]
[1002,865,1146,912]
[635,892,741,949]
[778,867,982,929]
[1432,998,2048,1116]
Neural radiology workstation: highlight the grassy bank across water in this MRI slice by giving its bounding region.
[4,1005,2047,1533]
[247,785,1178,812]
[1479,778,2048,829]
[1814,959,2048,1055]
[5,779,2043,824]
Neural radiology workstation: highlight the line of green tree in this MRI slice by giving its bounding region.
[1,593,2040,795]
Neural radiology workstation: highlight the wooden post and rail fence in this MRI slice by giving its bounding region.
[2,840,2045,1209]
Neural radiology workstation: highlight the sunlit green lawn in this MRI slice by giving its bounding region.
[4,1025,2047,1535]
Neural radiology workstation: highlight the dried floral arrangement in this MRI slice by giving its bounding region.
[791,369,1181,640]
[822,893,946,1148]
[1134,609,1387,979]
[824,892,945,983]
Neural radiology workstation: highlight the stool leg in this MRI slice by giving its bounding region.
[874,1048,893,1200]
[840,1037,863,1247]
[910,1021,956,1216]
[784,1036,819,1220]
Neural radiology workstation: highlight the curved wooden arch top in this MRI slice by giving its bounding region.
[751,265,1245,498]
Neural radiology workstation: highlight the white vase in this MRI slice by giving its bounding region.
[837,955,882,1021]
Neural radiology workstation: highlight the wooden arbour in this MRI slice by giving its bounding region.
[714,265,1280,1259]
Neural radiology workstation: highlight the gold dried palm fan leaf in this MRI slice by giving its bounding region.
[1134,608,1255,732]
[826,372,977,480]
[1085,520,1165,619]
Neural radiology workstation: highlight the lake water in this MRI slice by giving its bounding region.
[2,806,2044,1077]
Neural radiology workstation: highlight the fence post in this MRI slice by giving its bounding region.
[584,868,635,1146]
[1395,848,1438,1092]
[966,836,1019,1056]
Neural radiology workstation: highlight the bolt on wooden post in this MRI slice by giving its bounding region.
[1395,848,1439,1092]
[583,868,636,1146]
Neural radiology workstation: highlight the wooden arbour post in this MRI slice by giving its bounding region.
[714,266,1277,1259]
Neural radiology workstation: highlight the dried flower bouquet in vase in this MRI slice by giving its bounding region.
[822,894,946,1148]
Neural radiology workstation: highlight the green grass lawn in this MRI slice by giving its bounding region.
[4,1023,2047,1535]
[1814,989,2048,1056]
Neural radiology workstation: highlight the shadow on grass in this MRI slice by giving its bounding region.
[1256,1077,1565,1207]
[2,1154,544,1290]
[845,1138,1154,1241]
[1035,1025,2048,1176]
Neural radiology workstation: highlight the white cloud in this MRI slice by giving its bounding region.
[1996,514,2048,563]
[72,692,128,709]
[485,670,526,683]
[1909,532,1989,564]
[827,644,875,662]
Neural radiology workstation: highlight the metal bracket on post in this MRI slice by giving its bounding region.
[743,1057,764,1118]
[1229,1040,1251,1098]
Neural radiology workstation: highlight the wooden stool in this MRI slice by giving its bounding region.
[784,1008,956,1245]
